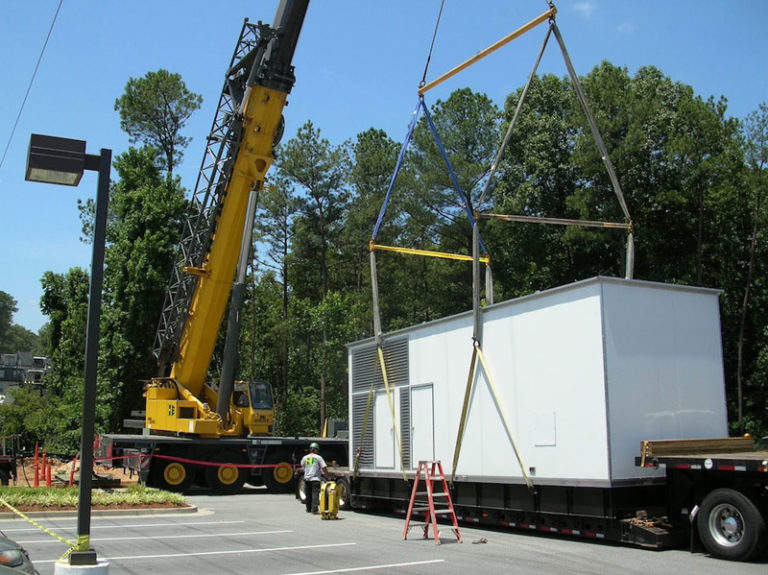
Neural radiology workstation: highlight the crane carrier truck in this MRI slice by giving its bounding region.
[344,277,767,561]
[100,0,347,494]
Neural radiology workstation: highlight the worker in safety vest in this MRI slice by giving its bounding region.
[299,442,329,514]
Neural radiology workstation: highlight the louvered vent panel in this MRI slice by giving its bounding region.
[400,387,411,469]
[350,338,409,393]
[351,393,373,469]
[350,337,409,470]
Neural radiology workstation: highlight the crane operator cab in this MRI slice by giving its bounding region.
[232,381,274,435]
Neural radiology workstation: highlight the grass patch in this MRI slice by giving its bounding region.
[0,484,186,509]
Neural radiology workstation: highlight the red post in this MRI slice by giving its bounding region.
[69,454,79,487]
[45,461,52,487]
[33,443,39,487]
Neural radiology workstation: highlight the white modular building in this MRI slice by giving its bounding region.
[348,276,727,487]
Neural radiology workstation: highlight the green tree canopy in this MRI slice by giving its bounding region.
[98,146,186,429]
[18,61,767,444]
[114,69,202,178]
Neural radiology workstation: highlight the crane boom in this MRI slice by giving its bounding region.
[146,0,309,437]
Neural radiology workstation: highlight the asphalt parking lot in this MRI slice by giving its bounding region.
[1,488,766,575]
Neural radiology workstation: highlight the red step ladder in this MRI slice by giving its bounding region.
[403,460,462,544]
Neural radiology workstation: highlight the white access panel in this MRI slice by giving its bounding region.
[374,390,395,469]
[408,314,473,476]
[410,384,435,467]
[601,281,728,480]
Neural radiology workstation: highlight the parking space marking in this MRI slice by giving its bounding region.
[283,559,445,574]
[33,542,357,564]
[0,519,247,533]
[17,529,292,545]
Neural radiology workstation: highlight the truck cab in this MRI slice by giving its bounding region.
[233,381,274,435]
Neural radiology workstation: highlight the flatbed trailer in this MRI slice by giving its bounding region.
[341,439,767,561]
[635,438,768,560]
[343,278,768,561]
[98,433,348,494]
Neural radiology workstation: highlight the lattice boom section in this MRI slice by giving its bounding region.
[153,21,266,365]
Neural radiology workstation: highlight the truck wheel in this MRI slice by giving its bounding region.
[697,488,767,561]
[263,452,295,493]
[150,458,194,493]
[335,476,352,510]
[296,475,307,503]
[205,453,247,494]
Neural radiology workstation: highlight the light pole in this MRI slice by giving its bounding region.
[26,133,110,570]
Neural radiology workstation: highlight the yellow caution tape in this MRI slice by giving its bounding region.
[0,497,76,560]
[75,534,90,552]
[475,344,533,490]
[377,346,408,482]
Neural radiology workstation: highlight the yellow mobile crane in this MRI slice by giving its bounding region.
[100,0,348,494]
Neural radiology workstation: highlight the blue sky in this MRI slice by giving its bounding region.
[1,0,766,333]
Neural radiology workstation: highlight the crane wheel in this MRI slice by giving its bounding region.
[263,451,295,493]
[205,453,247,494]
[150,458,193,492]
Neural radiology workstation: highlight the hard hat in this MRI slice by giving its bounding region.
[309,442,320,450]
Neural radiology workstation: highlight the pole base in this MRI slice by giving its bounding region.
[54,552,109,574]
[69,550,98,565]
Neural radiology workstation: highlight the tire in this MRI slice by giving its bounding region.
[296,475,308,503]
[335,476,352,510]
[149,457,194,493]
[697,488,767,561]
[262,451,296,493]
[205,453,247,494]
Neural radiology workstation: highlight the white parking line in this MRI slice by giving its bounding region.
[34,542,356,564]
[0,519,246,533]
[17,529,291,545]
[283,559,445,574]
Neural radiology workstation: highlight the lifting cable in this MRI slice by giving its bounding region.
[474,11,634,278]
[552,21,630,223]
[418,3,557,96]
[360,0,498,481]
[365,95,492,480]
[476,19,554,208]
[451,340,534,490]
[419,0,445,89]
[454,2,635,486]
[453,218,531,490]
[550,20,634,278]
[370,97,489,255]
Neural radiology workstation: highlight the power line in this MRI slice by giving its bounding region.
[0,0,64,171]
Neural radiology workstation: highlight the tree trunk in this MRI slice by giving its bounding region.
[736,181,762,433]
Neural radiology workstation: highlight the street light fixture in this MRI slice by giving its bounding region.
[26,133,111,571]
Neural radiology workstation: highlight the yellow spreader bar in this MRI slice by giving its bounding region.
[419,6,557,95]
[371,243,490,264]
